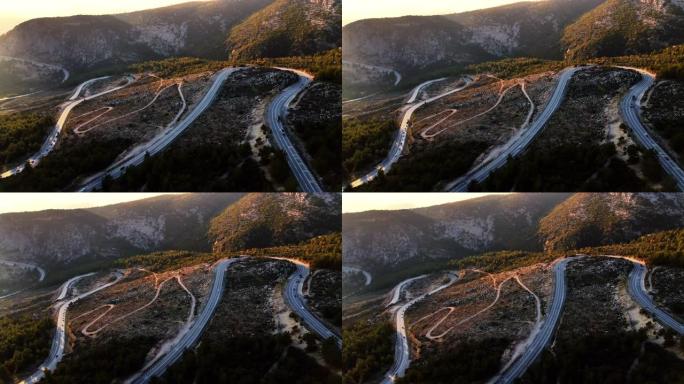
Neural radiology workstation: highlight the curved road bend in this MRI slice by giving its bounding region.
[0,260,46,299]
[494,258,570,384]
[619,69,684,191]
[342,266,372,286]
[78,68,242,191]
[265,68,323,193]
[449,67,580,192]
[382,272,458,383]
[277,258,341,349]
[20,271,124,384]
[1,76,134,179]
[626,261,684,334]
[129,258,241,384]
[351,78,472,188]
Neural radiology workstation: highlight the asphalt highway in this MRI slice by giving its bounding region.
[21,271,124,384]
[130,258,241,384]
[449,67,580,191]
[264,68,323,192]
[342,266,372,286]
[627,261,684,334]
[382,273,458,383]
[494,258,570,384]
[619,69,684,191]
[78,68,241,191]
[351,77,472,188]
[283,262,342,348]
[1,76,133,179]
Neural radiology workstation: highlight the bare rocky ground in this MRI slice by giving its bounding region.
[406,266,551,369]
[643,80,684,163]
[308,269,342,328]
[650,266,684,319]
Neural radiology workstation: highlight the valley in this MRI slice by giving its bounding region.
[0,192,342,384]
[343,0,684,192]
[342,193,684,383]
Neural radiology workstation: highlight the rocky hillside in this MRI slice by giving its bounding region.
[0,0,340,70]
[342,194,569,271]
[344,193,684,271]
[562,0,684,60]
[539,193,684,251]
[342,0,604,72]
[0,194,243,267]
[209,193,341,252]
[227,0,341,60]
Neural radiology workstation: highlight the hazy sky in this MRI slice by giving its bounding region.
[343,0,543,25]
[0,0,211,34]
[343,193,508,213]
[0,193,173,214]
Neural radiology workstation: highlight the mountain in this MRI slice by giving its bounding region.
[562,0,684,60]
[344,193,684,271]
[539,193,684,251]
[209,193,341,252]
[342,194,569,271]
[0,193,243,267]
[0,0,340,71]
[227,0,341,60]
[342,0,605,72]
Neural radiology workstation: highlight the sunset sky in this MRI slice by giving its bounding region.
[343,193,508,213]
[0,0,210,34]
[343,0,543,25]
[0,193,173,214]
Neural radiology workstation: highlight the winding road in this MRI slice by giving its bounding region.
[0,260,46,299]
[619,68,684,191]
[350,77,472,188]
[382,272,458,383]
[279,258,342,348]
[20,271,124,384]
[448,67,580,192]
[78,68,239,191]
[265,68,323,193]
[627,260,684,334]
[343,266,372,286]
[1,75,134,179]
[129,258,241,384]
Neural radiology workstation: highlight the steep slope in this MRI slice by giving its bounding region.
[209,193,341,252]
[0,0,341,71]
[562,0,684,60]
[227,0,341,60]
[539,193,684,251]
[0,194,243,266]
[342,194,569,270]
[342,0,604,72]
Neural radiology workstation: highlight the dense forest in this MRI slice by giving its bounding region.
[0,137,131,192]
[342,321,394,384]
[0,112,54,166]
[290,114,341,190]
[452,251,554,274]
[355,141,487,192]
[521,330,684,384]
[151,334,340,384]
[471,143,672,192]
[580,228,684,268]
[40,336,156,384]
[0,316,53,383]
[398,338,511,384]
[117,233,341,272]
[342,118,396,180]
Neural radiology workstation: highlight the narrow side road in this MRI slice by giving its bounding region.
[342,266,372,286]
[265,68,323,193]
[128,258,241,384]
[449,67,580,192]
[20,271,124,384]
[351,77,472,188]
[78,68,240,191]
